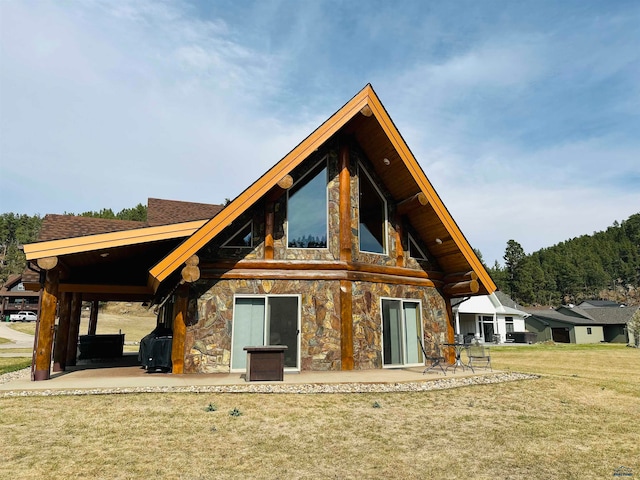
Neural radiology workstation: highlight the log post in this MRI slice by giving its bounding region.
[443,271,478,284]
[340,280,354,370]
[171,284,189,374]
[265,202,275,260]
[33,269,59,381]
[444,297,456,364]
[65,293,82,367]
[52,292,71,372]
[88,300,99,335]
[394,214,404,267]
[339,143,352,262]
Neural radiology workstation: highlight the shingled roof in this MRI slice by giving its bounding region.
[35,198,224,242]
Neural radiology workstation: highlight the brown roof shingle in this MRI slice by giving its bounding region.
[146,198,223,226]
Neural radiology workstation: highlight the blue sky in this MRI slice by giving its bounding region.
[1,0,639,265]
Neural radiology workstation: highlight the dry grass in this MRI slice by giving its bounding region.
[1,344,638,479]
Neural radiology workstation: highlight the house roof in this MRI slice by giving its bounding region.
[525,304,638,326]
[452,292,529,317]
[23,198,223,260]
[148,84,497,295]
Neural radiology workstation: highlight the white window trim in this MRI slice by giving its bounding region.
[286,156,329,251]
[220,220,253,249]
[358,162,388,255]
[230,294,301,373]
[380,297,424,368]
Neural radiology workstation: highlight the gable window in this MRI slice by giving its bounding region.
[381,299,423,367]
[359,164,387,254]
[287,159,328,248]
[408,233,428,260]
[221,221,253,248]
[231,295,300,371]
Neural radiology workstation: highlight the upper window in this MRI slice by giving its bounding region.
[359,164,387,254]
[287,160,328,248]
[221,221,253,248]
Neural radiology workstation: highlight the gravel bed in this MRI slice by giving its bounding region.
[0,370,538,397]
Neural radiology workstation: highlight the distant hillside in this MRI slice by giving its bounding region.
[488,213,640,306]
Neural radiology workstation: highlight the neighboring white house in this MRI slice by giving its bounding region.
[452,291,530,343]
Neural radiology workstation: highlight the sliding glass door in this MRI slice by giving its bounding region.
[231,296,299,371]
[382,299,423,367]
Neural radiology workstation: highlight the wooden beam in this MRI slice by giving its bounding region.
[88,300,99,335]
[171,284,189,374]
[58,284,153,295]
[265,175,294,203]
[181,265,200,283]
[53,292,71,372]
[65,293,82,367]
[339,143,352,262]
[360,105,373,117]
[36,256,58,270]
[442,279,480,296]
[340,280,354,370]
[34,269,59,380]
[396,192,428,216]
[443,271,478,284]
[277,174,294,190]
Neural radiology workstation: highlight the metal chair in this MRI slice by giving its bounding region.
[466,342,492,371]
[418,336,446,375]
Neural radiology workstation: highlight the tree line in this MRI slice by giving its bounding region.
[487,213,640,306]
[0,205,147,283]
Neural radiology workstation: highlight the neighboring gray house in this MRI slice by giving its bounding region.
[525,301,638,344]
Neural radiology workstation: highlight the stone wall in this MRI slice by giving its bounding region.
[184,278,343,374]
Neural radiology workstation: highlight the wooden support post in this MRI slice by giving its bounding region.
[65,293,82,367]
[88,300,99,335]
[52,292,71,372]
[33,269,59,381]
[444,297,456,364]
[340,280,354,370]
[394,214,404,267]
[265,202,275,260]
[171,284,189,374]
[339,143,352,262]
[443,271,478,284]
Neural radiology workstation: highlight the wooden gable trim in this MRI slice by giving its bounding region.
[365,90,496,295]
[148,86,373,291]
[148,84,496,295]
[23,220,207,260]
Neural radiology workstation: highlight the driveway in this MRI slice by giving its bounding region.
[0,322,34,356]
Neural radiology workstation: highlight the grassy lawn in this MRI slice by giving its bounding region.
[1,344,639,479]
[0,357,31,375]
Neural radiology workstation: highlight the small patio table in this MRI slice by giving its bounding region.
[442,343,474,374]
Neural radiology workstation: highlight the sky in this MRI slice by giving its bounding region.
[1,0,639,266]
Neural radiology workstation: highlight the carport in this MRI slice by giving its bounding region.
[22,200,222,381]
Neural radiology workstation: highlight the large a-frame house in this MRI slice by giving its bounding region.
[23,84,496,380]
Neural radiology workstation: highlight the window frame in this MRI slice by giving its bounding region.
[358,162,388,255]
[380,297,424,368]
[286,157,329,250]
[230,294,301,373]
[220,220,253,249]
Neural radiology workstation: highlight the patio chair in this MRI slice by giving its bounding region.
[418,336,446,375]
[466,342,492,371]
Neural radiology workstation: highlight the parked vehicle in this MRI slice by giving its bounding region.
[8,311,38,322]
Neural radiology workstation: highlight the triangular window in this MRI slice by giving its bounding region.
[287,159,328,249]
[221,221,253,248]
[408,233,428,260]
[358,164,387,254]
